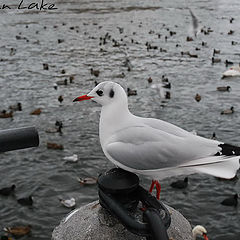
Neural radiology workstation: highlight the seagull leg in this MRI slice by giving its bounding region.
[149,180,161,200]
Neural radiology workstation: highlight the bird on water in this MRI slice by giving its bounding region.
[73,81,240,199]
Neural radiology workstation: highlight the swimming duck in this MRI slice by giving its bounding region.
[221,193,238,206]
[127,88,137,96]
[69,75,74,83]
[170,177,188,189]
[194,93,201,102]
[225,60,234,67]
[58,95,63,104]
[0,185,16,196]
[221,106,234,115]
[0,110,13,118]
[212,57,221,63]
[9,102,22,111]
[147,77,153,83]
[45,122,63,134]
[17,196,33,206]
[90,68,100,77]
[217,86,231,92]
[4,225,31,236]
[213,49,220,55]
[47,142,64,150]
[30,108,42,115]
[77,177,97,185]
[56,79,68,85]
[43,63,49,70]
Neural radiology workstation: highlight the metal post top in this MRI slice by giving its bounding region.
[97,168,139,194]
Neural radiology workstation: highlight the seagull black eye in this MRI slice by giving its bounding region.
[109,89,114,98]
[96,89,104,96]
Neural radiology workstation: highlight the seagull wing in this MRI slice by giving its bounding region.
[105,124,221,170]
[104,124,239,179]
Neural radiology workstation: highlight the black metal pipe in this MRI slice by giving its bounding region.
[0,127,39,153]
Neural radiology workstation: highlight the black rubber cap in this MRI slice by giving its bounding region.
[98,168,139,194]
[0,127,39,153]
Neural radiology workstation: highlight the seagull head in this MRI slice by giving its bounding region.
[73,81,128,107]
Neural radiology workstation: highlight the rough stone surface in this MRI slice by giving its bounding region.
[52,200,193,240]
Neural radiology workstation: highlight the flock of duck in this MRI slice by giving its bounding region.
[0,5,240,240]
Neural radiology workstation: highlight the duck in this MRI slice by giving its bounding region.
[77,177,97,185]
[53,83,58,90]
[192,225,209,240]
[17,196,33,206]
[63,154,78,162]
[217,86,231,92]
[9,102,22,111]
[47,142,64,150]
[147,77,153,83]
[4,225,31,236]
[211,132,217,140]
[222,65,240,78]
[221,106,234,115]
[0,110,13,118]
[212,57,221,63]
[170,177,188,189]
[194,93,201,102]
[161,75,169,82]
[56,79,68,85]
[90,68,100,77]
[221,193,238,206]
[30,108,42,115]
[127,88,137,96]
[213,49,220,55]
[43,63,49,70]
[163,82,171,89]
[188,53,198,58]
[45,121,63,134]
[165,91,171,99]
[69,75,74,83]
[225,60,234,67]
[60,197,76,208]
[0,185,16,196]
[58,95,63,104]
[186,36,193,41]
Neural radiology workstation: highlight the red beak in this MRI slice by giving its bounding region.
[73,95,93,102]
[203,233,209,240]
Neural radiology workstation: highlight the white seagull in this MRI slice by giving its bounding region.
[73,81,240,197]
[60,197,76,208]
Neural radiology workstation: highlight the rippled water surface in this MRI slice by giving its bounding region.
[0,0,240,239]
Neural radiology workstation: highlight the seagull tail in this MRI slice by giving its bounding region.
[190,156,240,179]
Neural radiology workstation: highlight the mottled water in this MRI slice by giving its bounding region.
[0,0,240,239]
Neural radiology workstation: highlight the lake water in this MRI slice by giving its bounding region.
[0,0,239,239]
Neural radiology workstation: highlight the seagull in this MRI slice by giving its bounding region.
[189,9,200,37]
[73,81,240,199]
[60,197,76,208]
[63,154,78,162]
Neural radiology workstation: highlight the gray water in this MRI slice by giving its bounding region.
[0,0,240,239]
